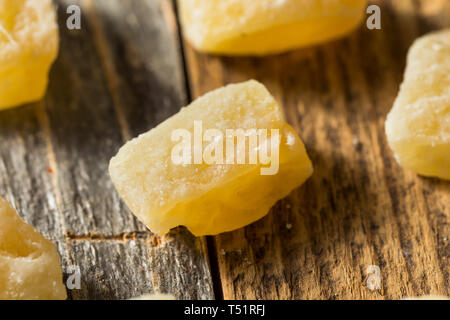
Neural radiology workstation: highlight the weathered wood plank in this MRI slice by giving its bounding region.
[0,103,64,241]
[58,0,213,299]
[146,228,213,300]
[87,0,188,138]
[66,239,155,300]
[46,0,142,236]
[1,0,214,300]
[180,0,449,299]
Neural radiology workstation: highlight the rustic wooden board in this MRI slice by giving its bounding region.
[181,0,450,299]
[0,0,448,300]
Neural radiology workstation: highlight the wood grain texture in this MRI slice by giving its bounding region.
[180,0,449,299]
[0,0,214,300]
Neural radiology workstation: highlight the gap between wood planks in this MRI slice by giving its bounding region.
[171,0,225,301]
[170,0,225,300]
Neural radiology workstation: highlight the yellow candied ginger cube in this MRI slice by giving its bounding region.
[109,80,313,236]
[178,0,366,56]
[385,29,450,180]
[0,198,66,300]
[0,0,59,110]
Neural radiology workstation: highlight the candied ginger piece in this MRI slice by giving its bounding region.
[0,198,66,300]
[109,80,313,236]
[178,0,366,55]
[0,0,59,110]
[385,29,450,180]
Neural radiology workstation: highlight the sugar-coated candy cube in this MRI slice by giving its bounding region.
[109,80,313,236]
[178,0,366,55]
[385,29,450,180]
[0,197,66,300]
[0,0,59,110]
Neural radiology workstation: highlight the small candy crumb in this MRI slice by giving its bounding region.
[129,293,176,300]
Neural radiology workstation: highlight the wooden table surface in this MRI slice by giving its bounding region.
[0,0,448,300]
